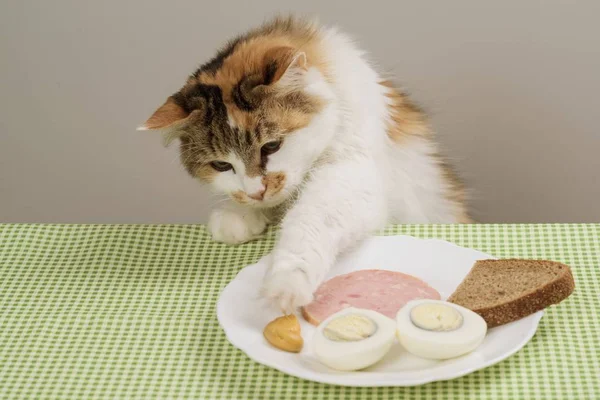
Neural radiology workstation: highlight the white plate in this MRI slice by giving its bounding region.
[217,235,543,387]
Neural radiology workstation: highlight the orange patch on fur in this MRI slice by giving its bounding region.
[456,212,474,224]
[263,172,286,198]
[439,159,473,223]
[380,81,430,142]
[142,97,189,130]
[198,37,292,100]
[279,110,314,132]
[227,108,259,131]
[195,164,217,183]
[190,18,330,134]
[231,190,248,204]
[196,20,329,92]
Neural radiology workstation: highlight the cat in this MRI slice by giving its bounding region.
[140,16,471,313]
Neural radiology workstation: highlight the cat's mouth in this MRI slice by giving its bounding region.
[231,172,288,208]
[231,190,288,208]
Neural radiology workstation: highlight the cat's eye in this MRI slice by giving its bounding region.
[210,161,233,172]
[261,140,282,155]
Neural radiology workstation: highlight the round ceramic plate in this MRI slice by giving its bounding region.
[217,235,543,387]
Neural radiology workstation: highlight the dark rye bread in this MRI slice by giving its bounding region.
[448,259,575,328]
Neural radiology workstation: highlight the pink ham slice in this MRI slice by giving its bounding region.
[301,269,440,325]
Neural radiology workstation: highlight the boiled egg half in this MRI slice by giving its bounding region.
[313,307,396,371]
[396,299,487,360]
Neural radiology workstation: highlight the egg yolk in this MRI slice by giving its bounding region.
[409,303,464,331]
[323,314,377,341]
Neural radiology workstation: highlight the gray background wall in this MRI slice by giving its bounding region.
[1,0,599,223]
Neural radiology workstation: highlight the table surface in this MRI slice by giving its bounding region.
[0,224,598,400]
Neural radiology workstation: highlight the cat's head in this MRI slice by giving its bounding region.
[140,19,337,208]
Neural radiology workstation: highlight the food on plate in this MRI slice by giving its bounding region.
[313,307,396,371]
[302,270,440,325]
[448,259,575,327]
[396,299,487,359]
[409,301,464,331]
[263,315,304,353]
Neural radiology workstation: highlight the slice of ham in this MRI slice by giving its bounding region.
[302,269,440,325]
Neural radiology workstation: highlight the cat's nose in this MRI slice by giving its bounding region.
[247,187,266,201]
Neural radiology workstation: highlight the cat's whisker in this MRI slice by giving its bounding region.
[177,147,203,166]
[208,197,231,208]
[170,146,192,165]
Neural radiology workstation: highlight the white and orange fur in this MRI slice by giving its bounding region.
[141,17,471,313]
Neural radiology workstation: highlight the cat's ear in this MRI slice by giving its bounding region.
[238,47,308,106]
[263,46,308,87]
[137,97,189,131]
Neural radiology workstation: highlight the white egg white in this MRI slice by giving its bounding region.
[396,299,487,360]
[313,307,396,371]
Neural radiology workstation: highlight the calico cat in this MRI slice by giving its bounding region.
[140,16,471,312]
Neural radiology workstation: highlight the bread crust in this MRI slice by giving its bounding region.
[448,259,575,328]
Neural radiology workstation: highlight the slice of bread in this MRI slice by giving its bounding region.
[448,259,575,328]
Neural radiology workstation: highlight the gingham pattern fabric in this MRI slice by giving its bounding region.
[0,224,598,400]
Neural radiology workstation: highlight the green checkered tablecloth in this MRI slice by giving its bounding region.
[0,224,598,399]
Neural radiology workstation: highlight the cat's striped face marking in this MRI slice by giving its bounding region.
[140,18,336,208]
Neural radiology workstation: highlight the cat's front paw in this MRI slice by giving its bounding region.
[262,262,315,314]
[208,208,267,245]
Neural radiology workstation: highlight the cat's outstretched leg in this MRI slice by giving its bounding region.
[261,157,386,313]
[208,204,268,245]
